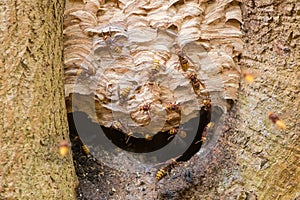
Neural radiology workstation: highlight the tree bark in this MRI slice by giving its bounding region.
[232,0,300,198]
[0,1,77,199]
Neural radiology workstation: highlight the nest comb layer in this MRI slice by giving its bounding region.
[64,0,242,136]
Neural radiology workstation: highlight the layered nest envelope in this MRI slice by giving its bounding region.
[64,0,242,176]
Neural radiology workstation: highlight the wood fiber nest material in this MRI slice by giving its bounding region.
[64,0,242,136]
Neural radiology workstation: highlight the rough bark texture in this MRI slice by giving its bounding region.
[233,0,300,198]
[0,1,77,199]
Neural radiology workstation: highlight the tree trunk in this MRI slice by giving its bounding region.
[231,0,300,198]
[0,1,77,199]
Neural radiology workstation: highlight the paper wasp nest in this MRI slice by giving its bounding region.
[64,0,242,137]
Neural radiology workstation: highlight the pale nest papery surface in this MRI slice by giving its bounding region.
[64,0,242,135]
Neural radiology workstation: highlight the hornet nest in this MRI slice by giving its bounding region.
[64,0,242,172]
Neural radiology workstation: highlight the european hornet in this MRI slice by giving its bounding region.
[111,120,123,131]
[139,102,152,113]
[243,72,255,83]
[199,122,214,143]
[125,132,153,144]
[187,72,206,92]
[76,68,96,76]
[112,122,133,144]
[168,127,188,140]
[202,98,211,110]
[59,140,70,157]
[168,127,179,140]
[268,112,286,130]
[169,127,178,135]
[149,59,162,83]
[166,102,181,113]
[100,28,123,57]
[117,85,131,102]
[145,133,153,141]
[73,62,96,76]
[81,145,91,155]
[125,131,133,144]
[156,159,179,181]
[148,73,156,83]
[151,59,160,74]
[156,166,168,181]
[177,50,190,72]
